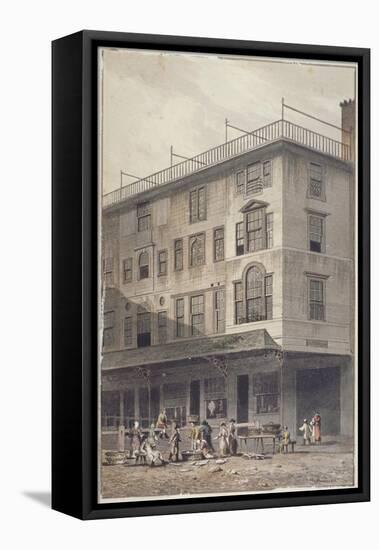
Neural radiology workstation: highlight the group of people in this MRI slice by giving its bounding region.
[299,413,322,445]
[189,419,238,458]
[128,409,239,464]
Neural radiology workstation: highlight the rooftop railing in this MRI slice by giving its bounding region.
[103,119,351,207]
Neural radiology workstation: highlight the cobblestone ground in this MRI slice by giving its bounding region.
[101,437,355,500]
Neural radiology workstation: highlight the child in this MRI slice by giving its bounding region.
[299,419,312,445]
[168,422,181,462]
[279,426,291,454]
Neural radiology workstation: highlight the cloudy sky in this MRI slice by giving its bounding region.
[100,47,356,195]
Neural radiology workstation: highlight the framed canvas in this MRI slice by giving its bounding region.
[52,30,370,520]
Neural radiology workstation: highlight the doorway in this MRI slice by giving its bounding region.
[237,374,249,429]
[296,367,341,435]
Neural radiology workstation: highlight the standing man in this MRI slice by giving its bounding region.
[156,408,169,439]
[299,419,312,445]
[168,422,181,462]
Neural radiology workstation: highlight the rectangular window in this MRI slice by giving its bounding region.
[122,258,133,283]
[236,222,244,256]
[137,202,151,232]
[309,215,324,253]
[191,294,204,336]
[253,372,280,414]
[176,298,185,337]
[124,317,133,347]
[262,160,272,187]
[247,208,264,252]
[309,278,325,321]
[309,163,323,199]
[137,311,151,347]
[158,250,168,275]
[189,186,206,222]
[213,227,224,262]
[266,213,273,249]
[158,311,167,344]
[214,289,225,333]
[234,281,244,324]
[236,171,245,194]
[174,239,183,271]
[265,274,273,320]
[103,310,115,346]
[103,257,113,286]
[189,233,205,267]
[246,162,261,194]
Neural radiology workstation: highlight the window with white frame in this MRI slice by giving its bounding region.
[214,289,225,333]
[309,278,325,320]
[137,202,151,232]
[190,294,205,336]
[189,186,206,223]
[309,215,324,253]
[309,163,324,199]
[122,258,133,283]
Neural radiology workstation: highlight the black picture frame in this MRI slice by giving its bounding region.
[52,30,370,520]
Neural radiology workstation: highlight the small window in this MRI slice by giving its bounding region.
[103,310,115,346]
[137,202,151,232]
[174,239,183,271]
[176,298,185,337]
[309,215,324,253]
[236,222,244,256]
[103,257,113,286]
[137,311,151,347]
[139,251,149,279]
[309,163,324,199]
[124,317,133,347]
[122,258,133,283]
[158,250,168,276]
[265,274,273,320]
[189,233,205,267]
[191,295,205,336]
[213,227,224,262]
[309,278,325,321]
[189,186,206,223]
[214,289,225,333]
[236,171,245,194]
[246,162,261,194]
[246,208,264,252]
[234,281,244,324]
[253,372,279,413]
[158,311,167,344]
[262,160,272,187]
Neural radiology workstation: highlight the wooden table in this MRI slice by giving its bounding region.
[238,434,277,454]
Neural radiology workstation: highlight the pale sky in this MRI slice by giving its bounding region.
[100,47,356,195]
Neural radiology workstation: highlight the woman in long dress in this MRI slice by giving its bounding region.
[311,413,322,444]
[216,422,229,457]
[129,421,142,458]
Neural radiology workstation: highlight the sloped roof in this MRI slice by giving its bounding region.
[102,329,280,371]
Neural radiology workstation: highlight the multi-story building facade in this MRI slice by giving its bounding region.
[101,101,355,444]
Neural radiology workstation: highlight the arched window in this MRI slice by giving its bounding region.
[246,266,264,322]
[139,251,149,279]
[189,233,205,267]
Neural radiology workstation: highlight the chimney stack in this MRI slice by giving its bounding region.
[340,98,356,161]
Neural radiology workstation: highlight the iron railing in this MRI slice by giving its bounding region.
[103,119,351,207]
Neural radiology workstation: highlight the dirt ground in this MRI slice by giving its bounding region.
[101,437,355,500]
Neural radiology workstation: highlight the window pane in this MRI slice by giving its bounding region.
[262,160,272,187]
[124,317,132,346]
[236,222,244,256]
[236,171,245,194]
[176,298,185,337]
[214,227,224,261]
[214,289,225,333]
[309,163,323,198]
[246,267,264,321]
[190,190,198,222]
[190,234,205,266]
[266,213,273,248]
[198,187,206,220]
[174,239,183,270]
[191,295,204,335]
[158,250,167,275]
[247,209,264,252]
[309,279,325,320]
[309,215,323,253]
[246,162,261,194]
[158,311,167,344]
[137,312,151,347]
